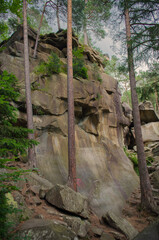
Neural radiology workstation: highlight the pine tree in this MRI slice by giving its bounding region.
[67,0,77,191]
[123,0,158,212]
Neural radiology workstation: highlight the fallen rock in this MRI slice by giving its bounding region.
[102,211,138,240]
[139,101,159,123]
[100,232,115,240]
[133,220,159,240]
[45,184,89,219]
[64,216,90,238]
[140,122,159,143]
[90,226,103,236]
[17,219,76,240]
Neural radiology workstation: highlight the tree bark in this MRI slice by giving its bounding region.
[84,0,88,45]
[56,0,61,31]
[67,0,77,191]
[23,0,36,168]
[33,2,47,58]
[124,6,157,212]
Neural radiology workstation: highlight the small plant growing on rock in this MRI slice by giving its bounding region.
[35,52,61,76]
[124,147,139,175]
[92,63,102,83]
[73,47,88,79]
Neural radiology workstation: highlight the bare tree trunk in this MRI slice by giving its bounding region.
[124,6,157,212]
[23,0,36,168]
[56,0,61,31]
[67,0,77,191]
[33,2,47,58]
[84,0,88,45]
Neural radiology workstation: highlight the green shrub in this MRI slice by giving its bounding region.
[73,47,88,79]
[124,147,139,175]
[146,156,154,166]
[35,52,61,76]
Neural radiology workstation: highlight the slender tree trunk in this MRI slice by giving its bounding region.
[33,2,47,58]
[124,6,157,212]
[56,0,61,31]
[67,0,77,191]
[84,0,88,45]
[23,0,36,168]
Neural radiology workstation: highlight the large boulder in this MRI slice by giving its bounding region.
[17,219,77,240]
[133,220,159,240]
[45,184,89,219]
[139,101,159,123]
[102,211,138,240]
[141,122,159,143]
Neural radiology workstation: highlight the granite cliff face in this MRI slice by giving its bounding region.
[0,27,139,216]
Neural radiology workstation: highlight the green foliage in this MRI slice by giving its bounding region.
[147,156,154,166]
[124,147,139,175]
[27,7,52,34]
[35,52,61,76]
[71,0,112,41]
[124,147,155,175]
[73,47,88,79]
[136,62,159,111]
[0,70,38,239]
[96,93,102,100]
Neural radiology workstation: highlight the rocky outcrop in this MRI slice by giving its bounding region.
[133,220,159,240]
[0,27,139,217]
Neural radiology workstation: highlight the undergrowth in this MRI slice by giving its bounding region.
[73,47,88,79]
[124,147,154,175]
[34,52,61,76]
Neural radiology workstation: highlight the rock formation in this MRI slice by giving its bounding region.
[0,26,139,217]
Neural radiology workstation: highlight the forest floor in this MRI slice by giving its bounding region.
[11,161,159,240]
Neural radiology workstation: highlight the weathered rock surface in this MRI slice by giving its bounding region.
[17,219,77,240]
[102,211,138,240]
[0,27,139,216]
[139,101,159,123]
[64,216,90,237]
[141,122,159,143]
[133,220,159,240]
[45,184,89,219]
[100,232,115,240]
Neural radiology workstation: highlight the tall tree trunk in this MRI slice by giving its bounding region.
[23,0,36,168]
[84,0,88,45]
[56,0,61,31]
[33,2,47,58]
[67,0,77,191]
[124,6,157,212]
